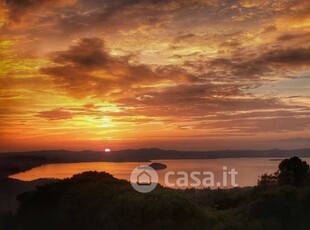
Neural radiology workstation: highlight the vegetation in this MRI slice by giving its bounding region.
[258,157,310,186]
[1,157,310,230]
[1,172,212,230]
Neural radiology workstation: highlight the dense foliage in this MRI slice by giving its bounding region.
[1,172,212,230]
[1,157,310,230]
[258,157,310,186]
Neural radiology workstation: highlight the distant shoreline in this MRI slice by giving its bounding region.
[1,148,309,179]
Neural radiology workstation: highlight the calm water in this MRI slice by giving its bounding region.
[10,158,310,189]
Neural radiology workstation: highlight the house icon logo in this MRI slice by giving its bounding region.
[137,170,152,185]
[130,165,158,193]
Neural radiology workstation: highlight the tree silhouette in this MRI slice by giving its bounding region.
[258,173,278,186]
[278,157,309,186]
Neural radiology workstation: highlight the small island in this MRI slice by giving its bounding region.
[149,162,167,170]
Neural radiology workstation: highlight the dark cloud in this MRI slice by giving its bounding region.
[114,87,291,117]
[50,38,109,69]
[263,47,310,65]
[36,108,73,120]
[277,32,310,41]
[8,0,276,37]
[185,46,310,83]
[184,56,273,84]
[4,0,76,23]
[175,33,197,42]
[41,37,195,98]
[262,25,277,33]
[44,0,179,36]
[209,58,271,79]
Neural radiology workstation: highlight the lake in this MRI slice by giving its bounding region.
[9,158,310,189]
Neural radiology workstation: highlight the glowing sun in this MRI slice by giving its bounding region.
[105,148,111,152]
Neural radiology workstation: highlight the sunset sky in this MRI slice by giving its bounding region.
[0,0,309,152]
